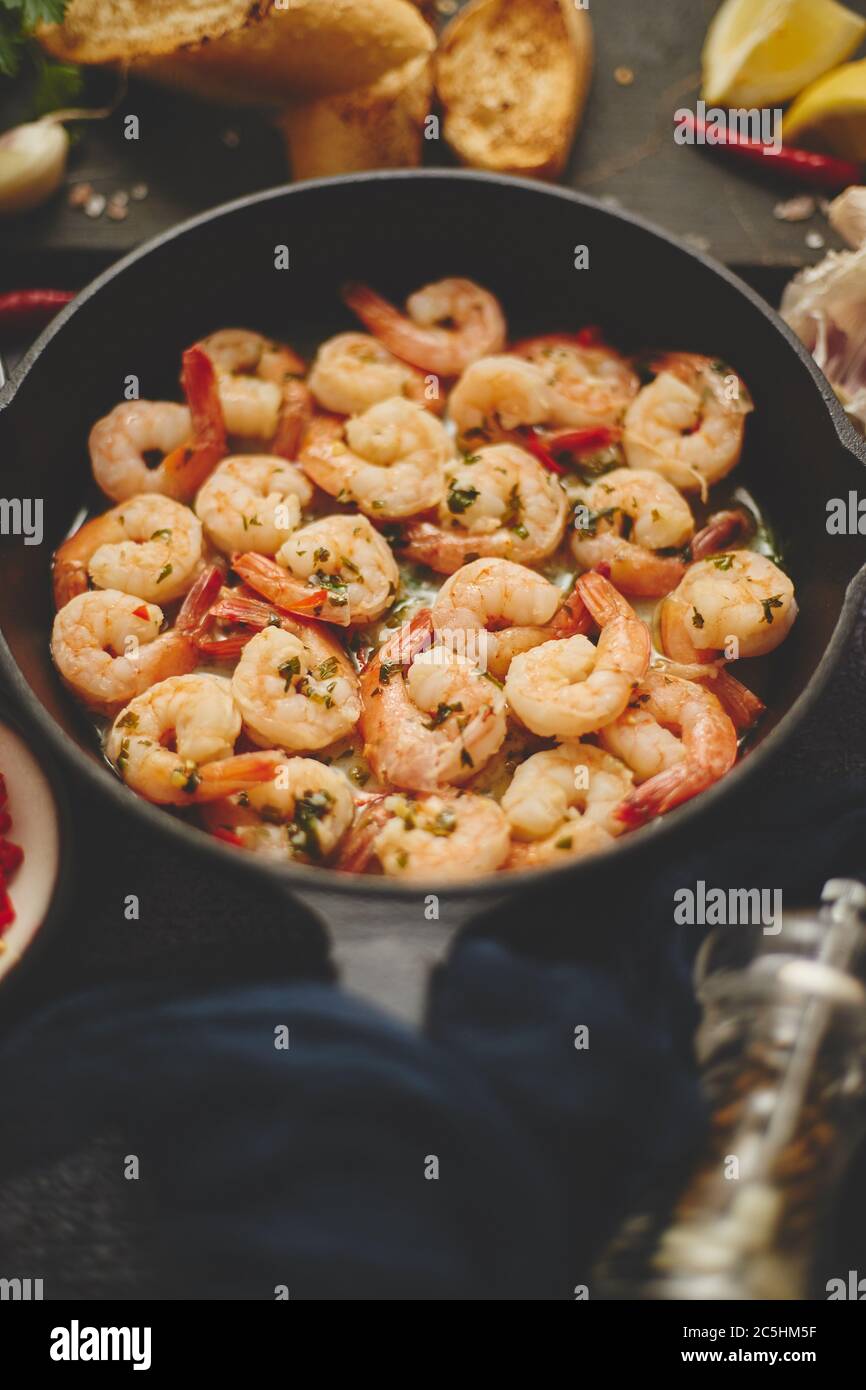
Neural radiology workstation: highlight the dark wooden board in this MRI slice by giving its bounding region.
[1,0,865,288]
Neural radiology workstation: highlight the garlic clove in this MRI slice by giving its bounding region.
[0,121,69,217]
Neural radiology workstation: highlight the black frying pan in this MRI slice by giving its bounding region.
[0,171,864,1021]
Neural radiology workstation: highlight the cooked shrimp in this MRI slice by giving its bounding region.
[231,623,361,752]
[275,514,400,624]
[51,589,197,715]
[370,792,510,880]
[194,455,312,556]
[512,333,640,428]
[359,611,507,790]
[600,669,738,826]
[89,347,226,503]
[197,329,311,456]
[401,443,568,574]
[448,355,554,437]
[431,557,589,679]
[659,550,797,662]
[343,278,506,377]
[299,398,451,520]
[106,673,281,806]
[52,495,203,609]
[653,658,767,732]
[502,743,633,868]
[570,467,694,597]
[623,352,753,495]
[308,333,439,416]
[505,570,650,737]
[201,758,355,863]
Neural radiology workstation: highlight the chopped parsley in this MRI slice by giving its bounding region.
[760,595,784,625]
[447,483,480,515]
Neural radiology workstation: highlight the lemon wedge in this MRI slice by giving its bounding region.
[784,60,866,160]
[702,0,866,107]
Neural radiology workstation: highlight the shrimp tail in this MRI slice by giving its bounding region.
[616,764,708,827]
[271,379,313,460]
[196,751,283,801]
[690,507,753,561]
[711,669,766,732]
[231,551,341,624]
[176,564,223,638]
[335,796,390,873]
[162,347,227,495]
[575,569,634,624]
[549,585,593,637]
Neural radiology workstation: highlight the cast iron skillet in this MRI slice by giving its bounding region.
[0,171,864,1020]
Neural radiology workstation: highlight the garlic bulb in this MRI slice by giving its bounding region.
[0,121,69,217]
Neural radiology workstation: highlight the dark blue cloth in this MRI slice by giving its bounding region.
[0,942,702,1300]
[2,775,863,1299]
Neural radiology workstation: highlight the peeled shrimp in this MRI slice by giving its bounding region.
[275,513,399,624]
[233,512,400,626]
[299,398,452,520]
[448,355,554,437]
[571,467,694,597]
[431,557,589,679]
[194,454,312,556]
[512,333,640,428]
[599,668,738,826]
[51,589,197,716]
[197,329,311,457]
[231,623,361,752]
[106,673,281,806]
[359,611,507,791]
[659,550,797,662]
[308,333,439,416]
[343,278,506,377]
[369,791,510,880]
[623,352,753,494]
[202,758,354,863]
[505,570,650,738]
[401,442,567,574]
[52,495,203,609]
[502,743,634,869]
[89,347,226,503]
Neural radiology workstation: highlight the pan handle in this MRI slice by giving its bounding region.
[288,886,505,1027]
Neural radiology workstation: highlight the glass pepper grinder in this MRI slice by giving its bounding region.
[598,879,866,1301]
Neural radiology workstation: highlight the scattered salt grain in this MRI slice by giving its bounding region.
[773,195,815,223]
[84,192,106,219]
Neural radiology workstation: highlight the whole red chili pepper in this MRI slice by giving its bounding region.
[679,114,861,189]
[0,289,74,339]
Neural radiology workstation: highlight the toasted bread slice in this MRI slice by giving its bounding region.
[41,0,435,102]
[39,0,267,63]
[435,0,593,179]
[278,54,433,179]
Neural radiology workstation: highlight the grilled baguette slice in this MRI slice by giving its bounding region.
[435,0,593,179]
[278,54,434,179]
[41,0,435,102]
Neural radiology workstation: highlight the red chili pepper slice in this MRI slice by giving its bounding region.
[0,289,74,340]
[523,425,622,475]
[679,114,861,189]
[0,839,23,876]
[131,605,150,620]
[0,886,14,932]
[212,828,243,848]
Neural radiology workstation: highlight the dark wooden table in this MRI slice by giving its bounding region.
[2,0,865,296]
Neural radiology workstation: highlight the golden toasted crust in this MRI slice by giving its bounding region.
[436,0,593,179]
[41,0,436,102]
[39,0,266,63]
[277,54,433,179]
